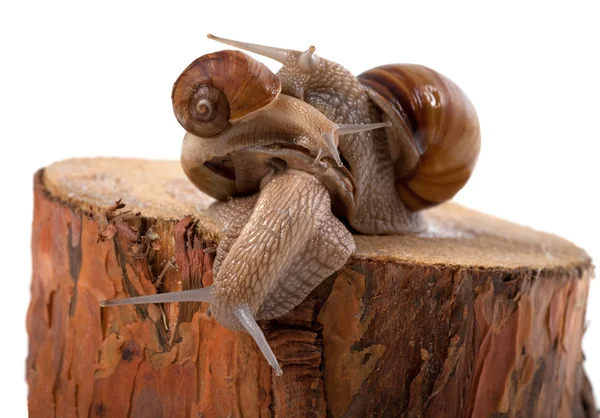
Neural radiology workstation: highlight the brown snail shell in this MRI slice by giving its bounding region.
[359,64,481,210]
[172,50,281,137]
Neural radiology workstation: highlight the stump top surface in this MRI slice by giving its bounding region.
[43,157,590,271]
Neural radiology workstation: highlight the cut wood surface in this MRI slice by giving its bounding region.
[28,158,596,417]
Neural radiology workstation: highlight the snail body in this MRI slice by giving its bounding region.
[101,35,481,376]
[270,41,481,232]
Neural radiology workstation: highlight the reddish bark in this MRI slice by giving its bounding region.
[27,162,596,418]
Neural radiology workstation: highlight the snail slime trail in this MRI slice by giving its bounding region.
[102,34,481,375]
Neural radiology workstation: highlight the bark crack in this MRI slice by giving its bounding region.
[126,350,145,418]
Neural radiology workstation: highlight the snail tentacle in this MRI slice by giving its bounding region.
[336,121,391,136]
[207,34,291,64]
[322,131,343,167]
[207,34,320,77]
[233,304,283,376]
[100,286,214,307]
[313,148,325,165]
[298,46,317,73]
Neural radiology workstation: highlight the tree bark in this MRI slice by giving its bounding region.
[27,158,597,418]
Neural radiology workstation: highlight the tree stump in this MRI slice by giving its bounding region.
[27,158,596,418]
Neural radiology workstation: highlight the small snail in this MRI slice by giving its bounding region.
[101,35,481,376]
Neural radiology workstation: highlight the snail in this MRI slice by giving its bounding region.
[101,35,481,376]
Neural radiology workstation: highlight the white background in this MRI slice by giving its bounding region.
[1,0,598,414]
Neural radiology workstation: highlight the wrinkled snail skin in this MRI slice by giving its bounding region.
[208,169,354,374]
[275,51,424,234]
[208,169,355,327]
[101,37,481,376]
[270,47,426,234]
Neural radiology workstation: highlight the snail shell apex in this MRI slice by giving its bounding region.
[172,50,281,137]
[359,64,481,211]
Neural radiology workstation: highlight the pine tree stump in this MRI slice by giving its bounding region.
[27,158,596,418]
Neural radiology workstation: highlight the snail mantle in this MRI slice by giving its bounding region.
[28,158,596,418]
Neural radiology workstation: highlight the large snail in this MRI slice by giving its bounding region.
[101,35,481,376]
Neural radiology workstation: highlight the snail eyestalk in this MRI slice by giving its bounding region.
[322,131,343,167]
[336,121,391,136]
[207,34,292,65]
[99,286,214,307]
[313,148,325,165]
[314,122,392,168]
[233,304,283,376]
[298,46,317,73]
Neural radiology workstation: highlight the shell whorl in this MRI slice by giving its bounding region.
[172,50,281,137]
[359,64,481,211]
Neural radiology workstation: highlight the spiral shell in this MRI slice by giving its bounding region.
[172,50,281,137]
[359,64,481,210]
